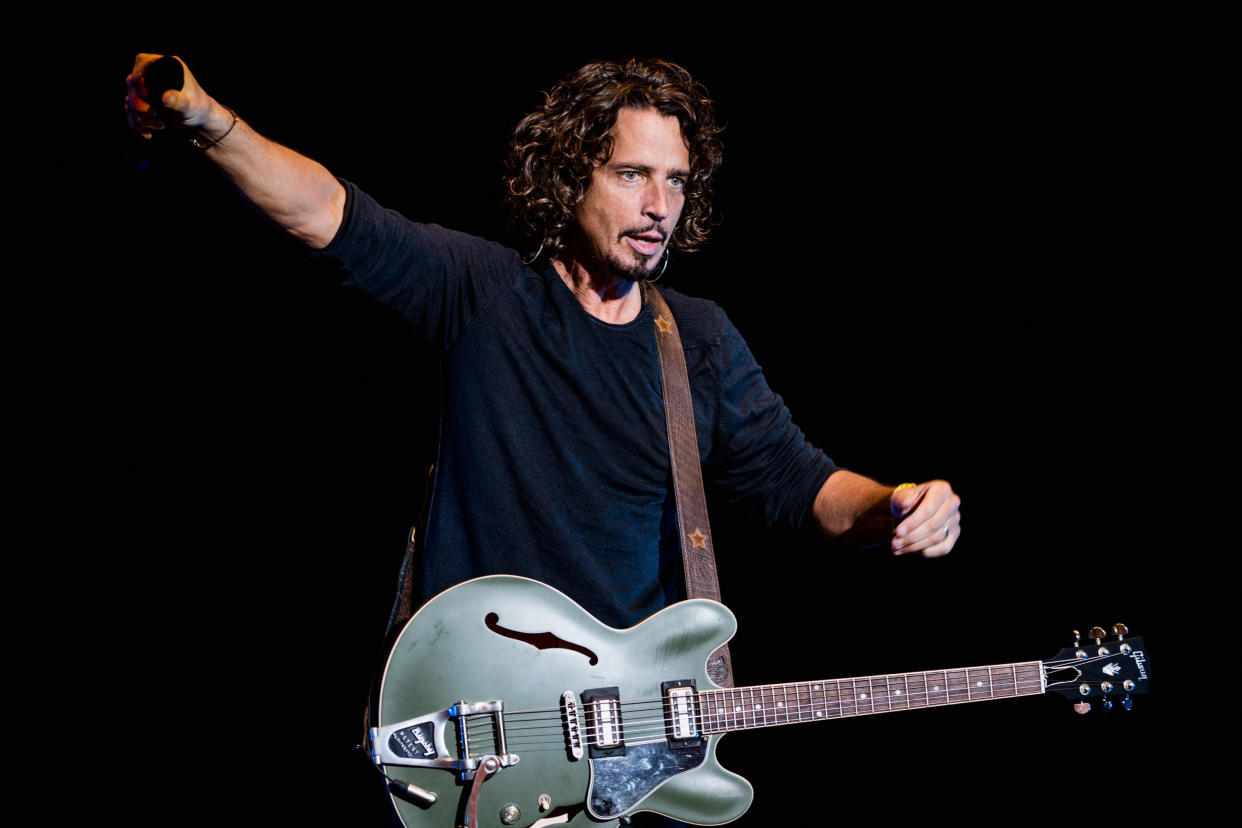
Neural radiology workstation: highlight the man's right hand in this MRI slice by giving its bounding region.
[123,52,345,248]
[125,53,219,138]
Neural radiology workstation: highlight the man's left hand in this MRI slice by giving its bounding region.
[891,480,960,557]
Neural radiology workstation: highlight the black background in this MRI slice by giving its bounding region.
[100,18,1179,825]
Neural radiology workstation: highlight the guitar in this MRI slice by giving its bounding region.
[367,575,1150,827]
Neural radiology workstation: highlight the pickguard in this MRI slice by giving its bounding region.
[588,741,708,819]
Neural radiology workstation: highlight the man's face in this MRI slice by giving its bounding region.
[571,107,691,283]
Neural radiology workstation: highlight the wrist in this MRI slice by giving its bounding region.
[190,101,238,150]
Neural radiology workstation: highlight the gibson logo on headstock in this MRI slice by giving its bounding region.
[1132,650,1148,680]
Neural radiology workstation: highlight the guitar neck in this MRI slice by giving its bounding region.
[698,660,1045,734]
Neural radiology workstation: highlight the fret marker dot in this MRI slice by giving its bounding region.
[976,681,984,687]
[933,686,940,691]
[754,704,762,710]
[813,684,821,690]
[815,711,823,717]
[734,706,742,713]
[895,690,902,695]
[860,693,867,699]
[777,702,784,707]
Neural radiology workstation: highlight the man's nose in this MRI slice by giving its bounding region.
[644,182,670,222]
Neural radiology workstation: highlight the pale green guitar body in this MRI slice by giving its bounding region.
[375,575,753,827]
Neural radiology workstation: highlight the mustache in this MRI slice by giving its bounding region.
[619,225,666,241]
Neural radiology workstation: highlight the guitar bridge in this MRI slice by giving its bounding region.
[369,699,519,780]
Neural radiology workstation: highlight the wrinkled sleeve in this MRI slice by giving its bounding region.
[317,179,522,350]
[705,317,836,532]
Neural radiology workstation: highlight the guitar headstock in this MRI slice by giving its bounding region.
[1043,623,1150,712]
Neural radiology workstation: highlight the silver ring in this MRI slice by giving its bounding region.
[943,524,950,540]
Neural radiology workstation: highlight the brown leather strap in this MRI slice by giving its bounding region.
[643,281,735,687]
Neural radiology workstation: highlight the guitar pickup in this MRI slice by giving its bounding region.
[662,680,703,747]
[581,687,625,757]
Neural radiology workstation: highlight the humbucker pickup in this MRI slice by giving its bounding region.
[581,686,625,757]
[662,680,703,747]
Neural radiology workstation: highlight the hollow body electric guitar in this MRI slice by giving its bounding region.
[368,576,1150,827]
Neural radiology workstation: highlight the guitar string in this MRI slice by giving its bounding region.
[440,654,1132,752]
[456,675,1052,750]
[491,652,1123,737]
[460,662,1052,725]
[480,671,1051,736]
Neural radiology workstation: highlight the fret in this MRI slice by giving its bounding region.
[812,681,828,720]
[739,687,753,729]
[756,685,773,727]
[946,669,968,703]
[967,668,989,700]
[907,671,928,709]
[852,678,868,716]
[823,679,840,719]
[892,674,910,710]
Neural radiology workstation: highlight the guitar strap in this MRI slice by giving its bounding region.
[642,280,735,688]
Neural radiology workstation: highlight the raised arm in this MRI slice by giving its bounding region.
[813,471,960,557]
[125,53,346,249]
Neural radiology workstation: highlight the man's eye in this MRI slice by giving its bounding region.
[621,171,640,181]
[669,177,685,189]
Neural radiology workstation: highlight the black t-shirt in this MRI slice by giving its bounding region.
[321,181,835,627]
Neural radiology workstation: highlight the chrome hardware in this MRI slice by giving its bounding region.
[1078,684,1091,696]
[369,698,518,780]
[538,794,552,812]
[500,804,521,824]
[1101,681,1114,694]
[1100,697,1113,711]
[1119,642,1132,654]
[1123,679,1135,691]
[389,779,437,806]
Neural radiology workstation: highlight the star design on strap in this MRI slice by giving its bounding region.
[688,527,708,549]
[654,314,672,334]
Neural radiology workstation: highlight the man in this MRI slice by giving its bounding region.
[126,52,961,823]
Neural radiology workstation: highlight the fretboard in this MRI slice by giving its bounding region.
[698,661,1044,733]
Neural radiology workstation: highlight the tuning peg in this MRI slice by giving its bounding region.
[1122,695,1133,711]
[1089,626,1107,644]
[1073,701,1091,715]
[1072,629,1081,646]
[1100,696,1113,712]
[1112,622,1128,640]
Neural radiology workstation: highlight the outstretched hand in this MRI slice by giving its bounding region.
[125,54,214,137]
[891,480,960,557]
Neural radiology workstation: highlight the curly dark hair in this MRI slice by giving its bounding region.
[503,58,724,260]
